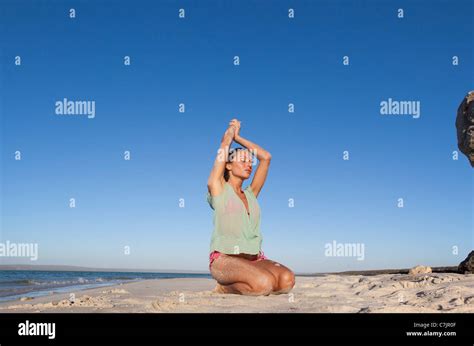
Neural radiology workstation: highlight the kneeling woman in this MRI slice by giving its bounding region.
[206,119,295,296]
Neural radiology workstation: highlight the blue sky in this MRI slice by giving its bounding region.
[1,0,472,273]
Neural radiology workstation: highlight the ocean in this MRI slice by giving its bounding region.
[0,270,212,302]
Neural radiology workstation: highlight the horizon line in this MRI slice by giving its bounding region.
[0,263,460,276]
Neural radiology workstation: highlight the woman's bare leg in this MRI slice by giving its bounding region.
[252,259,296,294]
[210,254,276,296]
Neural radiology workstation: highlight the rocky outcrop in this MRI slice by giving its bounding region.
[458,251,474,274]
[409,265,432,275]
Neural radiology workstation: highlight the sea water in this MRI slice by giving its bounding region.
[0,270,211,302]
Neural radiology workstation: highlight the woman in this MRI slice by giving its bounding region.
[206,119,295,296]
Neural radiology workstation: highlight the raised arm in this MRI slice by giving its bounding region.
[207,121,237,196]
[233,123,271,198]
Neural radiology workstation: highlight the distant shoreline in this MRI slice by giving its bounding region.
[0,265,209,274]
[0,264,460,276]
[300,266,460,276]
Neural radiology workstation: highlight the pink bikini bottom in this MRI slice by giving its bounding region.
[209,250,267,270]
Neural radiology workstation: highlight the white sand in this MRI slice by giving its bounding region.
[1,273,473,313]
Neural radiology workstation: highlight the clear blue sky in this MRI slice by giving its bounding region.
[1,0,472,273]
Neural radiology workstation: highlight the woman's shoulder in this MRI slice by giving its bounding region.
[245,184,257,198]
[207,180,229,209]
[208,178,227,197]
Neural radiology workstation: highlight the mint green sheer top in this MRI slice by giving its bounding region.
[207,182,262,255]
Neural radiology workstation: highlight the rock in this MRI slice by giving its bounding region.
[20,297,33,301]
[458,251,474,274]
[358,307,371,313]
[408,265,432,275]
[465,296,474,304]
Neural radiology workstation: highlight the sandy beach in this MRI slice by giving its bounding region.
[0,272,473,313]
